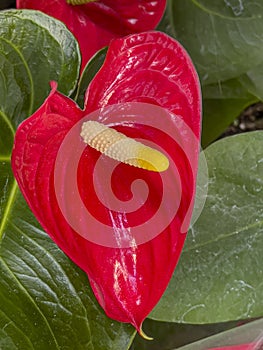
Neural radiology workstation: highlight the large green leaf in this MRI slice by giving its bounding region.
[175,318,263,350]
[156,3,175,38]
[75,47,107,109]
[169,0,263,85]
[0,10,135,349]
[201,97,254,147]
[201,78,257,146]
[150,132,263,323]
[130,319,236,350]
[0,10,80,114]
[239,62,263,101]
[0,194,135,350]
[166,0,263,144]
[0,8,80,248]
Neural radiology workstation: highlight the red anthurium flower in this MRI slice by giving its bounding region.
[16,0,166,71]
[12,32,201,335]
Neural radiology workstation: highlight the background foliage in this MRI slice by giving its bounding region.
[0,1,263,349]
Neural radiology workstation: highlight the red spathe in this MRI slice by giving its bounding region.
[12,32,202,332]
[16,0,166,71]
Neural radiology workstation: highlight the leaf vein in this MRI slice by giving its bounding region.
[0,182,18,241]
[0,36,34,117]
[0,256,61,350]
[0,310,34,349]
[10,221,95,348]
[185,218,263,253]
[191,0,261,20]
[0,110,15,138]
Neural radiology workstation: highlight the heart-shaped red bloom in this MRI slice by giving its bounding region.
[208,344,256,350]
[16,0,166,71]
[12,32,201,333]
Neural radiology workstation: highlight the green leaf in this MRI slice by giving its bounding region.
[202,79,253,101]
[201,98,252,147]
[0,10,135,349]
[239,62,263,101]
[156,4,175,37]
[201,79,257,146]
[0,194,135,350]
[150,132,263,323]
[0,10,81,114]
[167,0,263,144]
[75,47,107,109]
[130,319,236,350]
[169,0,263,85]
[175,318,263,350]
[0,8,81,238]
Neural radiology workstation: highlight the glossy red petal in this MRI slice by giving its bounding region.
[85,31,200,135]
[16,0,166,71]
[12,32,201,332]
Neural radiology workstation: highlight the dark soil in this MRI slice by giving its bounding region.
[0,0,15,10]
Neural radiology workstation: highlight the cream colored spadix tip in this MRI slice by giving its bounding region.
[80,121,169,172]
[139,326,153,340]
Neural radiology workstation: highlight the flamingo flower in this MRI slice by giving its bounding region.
[16,0,166,71]
[11,32,201,335]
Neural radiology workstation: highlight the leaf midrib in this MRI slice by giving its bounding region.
[191,0,261,21]
[0,37,34,117]
[0,310,34,349]
[0,182,17,241]
[0,157,11,161]
[184,216,263,254]
[1,256,61,350]
[0,110,15,138]
[0,33,34,241]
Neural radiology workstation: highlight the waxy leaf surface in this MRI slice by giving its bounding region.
[0,10,80,113]
[75,47,108,109]
[201,79,257,146]
[150,132,263,324]
[0,195,136,349]
[0,11,135,349]
[12,31,202,332]
[17,0,166,71]
[169,0,263,85]
[167,0,263,144]
[174,318,263,350]
[130,319,237,350]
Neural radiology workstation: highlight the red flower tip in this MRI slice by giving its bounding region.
[49,80,58,90]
